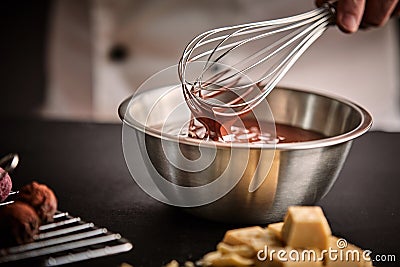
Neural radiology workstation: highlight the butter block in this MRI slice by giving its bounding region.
[223,226,282,252]
[267,222,284,241]
[281,206,331,250]
[325,236,373,267]
[255,246,323,267]
[201,251,254,266]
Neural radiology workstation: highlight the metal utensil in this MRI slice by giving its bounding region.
[0,153,19,180]
[178,3,335,117]
[0,153,133,265]
[119,86,372,223]
[0,211,133,266]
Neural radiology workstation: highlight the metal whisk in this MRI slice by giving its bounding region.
[179,3,336,118]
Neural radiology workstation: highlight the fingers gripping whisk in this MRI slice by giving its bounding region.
[179,4,336,117]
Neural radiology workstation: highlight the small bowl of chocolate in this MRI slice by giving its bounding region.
[119,85,372,224]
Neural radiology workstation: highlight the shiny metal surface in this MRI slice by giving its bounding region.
[0,153,19,180]
[119,87,372,223]
[178,4,336,117]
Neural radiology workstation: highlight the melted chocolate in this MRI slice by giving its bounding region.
[186,119,324,144]
[180,83,325,143]
[155,119,324,144]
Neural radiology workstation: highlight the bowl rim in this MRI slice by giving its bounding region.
[119,86,373,150]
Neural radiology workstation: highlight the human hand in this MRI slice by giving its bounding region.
[316,0,400,33]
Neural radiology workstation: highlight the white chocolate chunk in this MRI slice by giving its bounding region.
[223,226,282,252]
[281,206,331,250]
[201,251,254,266]
[217,242,255,258]
[184,261,195,267]
[267,222,284,241]
[164,260,179,267]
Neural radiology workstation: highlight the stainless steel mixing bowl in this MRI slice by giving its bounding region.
[119,86,372,224]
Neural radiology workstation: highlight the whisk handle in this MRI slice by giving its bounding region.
[322,1,338,24]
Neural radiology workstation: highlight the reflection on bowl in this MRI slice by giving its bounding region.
[119,86,372,223]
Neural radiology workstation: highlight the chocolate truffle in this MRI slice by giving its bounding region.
[0,167,12,202]
[17,182,57,223]
[0,201,40,247]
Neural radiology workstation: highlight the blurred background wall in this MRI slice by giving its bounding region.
[1,0,399,130]
[0,1,49,118]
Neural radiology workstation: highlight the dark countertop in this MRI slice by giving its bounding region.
[0,118,399,267]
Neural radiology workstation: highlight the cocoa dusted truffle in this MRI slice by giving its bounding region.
[0,167,12,202]
[0,201,40,247]
[17,182,57,223]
